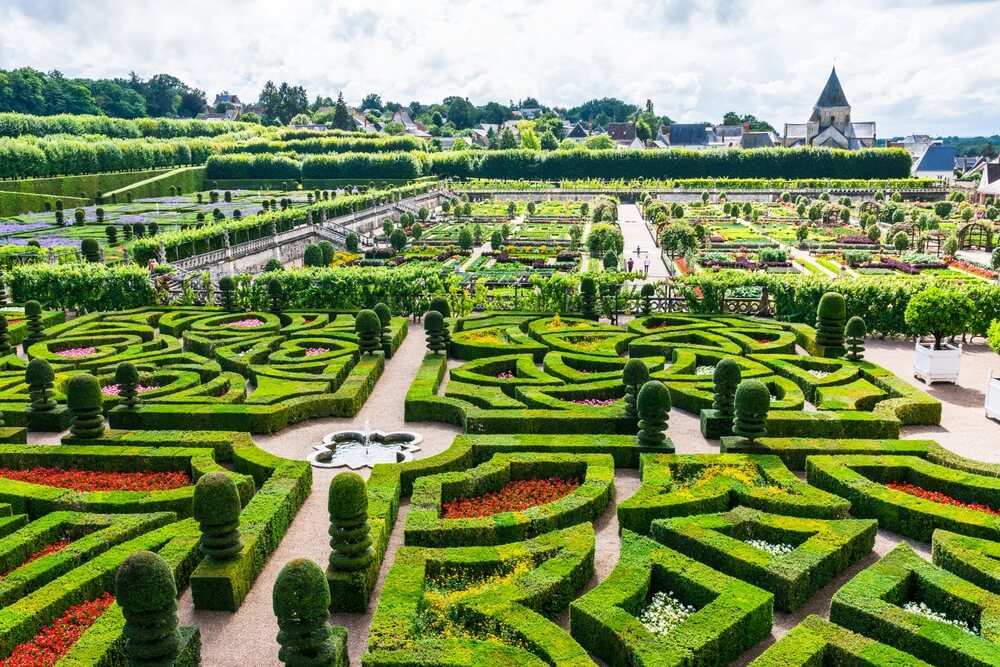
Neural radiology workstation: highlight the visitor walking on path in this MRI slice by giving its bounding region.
[627,257,634,272]
[643,256,650,275]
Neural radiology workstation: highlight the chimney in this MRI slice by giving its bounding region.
[742,121,750,133]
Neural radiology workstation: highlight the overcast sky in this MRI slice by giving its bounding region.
[1,0,998,136]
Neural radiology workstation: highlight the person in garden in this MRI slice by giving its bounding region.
[643,256,650,275]
[627,257,634,272]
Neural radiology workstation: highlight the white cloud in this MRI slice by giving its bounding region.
[0,0,998,135]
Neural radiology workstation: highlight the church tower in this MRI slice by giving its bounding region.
[809,68,852,138]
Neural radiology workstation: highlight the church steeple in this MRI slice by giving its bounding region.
[815,67,850,109]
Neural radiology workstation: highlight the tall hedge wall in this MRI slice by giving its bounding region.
[204,155,300,180]
[0,112,252,139]
[301,152,429,180]
[218,135,426,155]
[0,168,178,198]
[0,136,215,178]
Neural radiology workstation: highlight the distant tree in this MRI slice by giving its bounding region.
[447,96,477,129]
[360,93,383,111]
[496,127,518,149]
[585,134,616,150]
[331,91,352,130]
[178,89,206,117]
[540,131,559,150]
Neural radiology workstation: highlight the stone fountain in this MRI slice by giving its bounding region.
[308,420,422,469]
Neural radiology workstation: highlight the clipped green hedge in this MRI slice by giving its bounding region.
[806,455,1000,542]
[721,437,934,471]
[932,530,1000,596]
[569,529,773,667]
[619,453,851,535]
[830,543,1000,665]
[404,452,614,547]
[650,507,876,611]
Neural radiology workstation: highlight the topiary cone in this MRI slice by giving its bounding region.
[636,380,671,447]
[26,358,56,412]
[712,358,742,417]
[328,472,375,573]
[0,314,10,356]
[22,300,45,353]
[844,316,867,362]
[815,292,847,353]
[579,276,598,320]
[733,379,770,443]
[355,310,382,355]
[218,275,237,311]
[274,558,339,666]
[622,359,649,419]
[115,361,141,409]
[66,373,104,438]
[373,302,393,358]
[116,550,181,665]
[424,310,449,355]
[193,472,243,561]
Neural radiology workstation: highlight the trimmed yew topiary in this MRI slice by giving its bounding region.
[193,472,243,561]
[636,380,671,447]
[66,373,104,438]
[116,550,181,666]
[712,358,742,417]
[218,275,237,311]
[274,558,342,666]
[81,237,100,263]
[0,314,10,355]
[844,316,867,361]
[328,472,375,573]
[580,276,598,321]
[428,296,450,319]
[355,309,382,355]
[26,358,56,412]
[424,310,449,354]
[373,302,393,357]
[22,300,45,351]
[115,361,141,408]
[733,379,770,443]
[622,359,649,419]
[268,278,284,315]
[815,291,847,356]
[640,283,655,315]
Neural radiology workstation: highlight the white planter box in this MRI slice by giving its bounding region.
[986,373,1000,420]
[913,340,962,384]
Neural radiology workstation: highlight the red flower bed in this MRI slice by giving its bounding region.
[0,540,73,581]
[887,481,1000,516]
[442,477,580,519]
[0,593,114,667]
[0,467,192,492]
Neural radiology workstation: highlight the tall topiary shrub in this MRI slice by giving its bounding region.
[712,358,742,418]
[345,233,360,253]
[268,278,284,315]
[116,551,182,666]
[640,283,655,315]
[636,380,671,447]
[580,276,598,321]
[428,296,450,319]
[22,300,45,352]
[373,302,393,357]
[218,276,236,311]
[303,243,324,267]
[355,309,382,355]
[424,310,449,354]
[603,251,618,271]
[81,238,100,263]
[0,314,9,356]
[327,473,375,574]
[733,379,769,443]
[115,362,141,408]
[105,225,118,246]
[622,359,649,419]
[274,558,344,666]
[815,291,847,357]
[318,240,335,266]
[844,316,867,361]
[193,472,243,560]
[26,358,55,412]
[66,373,103,438]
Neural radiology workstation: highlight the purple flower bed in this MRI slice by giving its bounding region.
[0,237,79,248]
[0,222,53,234]
[836,235,873,244]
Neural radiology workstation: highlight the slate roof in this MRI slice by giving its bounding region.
[741,132,775,149]
[914,145,956,173]
[608,122,636,142]
[815,68,850,108]
[783,123,808,139]
[848,123,876,140]
[668,123,710,146]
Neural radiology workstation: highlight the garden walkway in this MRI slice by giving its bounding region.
[177,317,1000,665]
[618,204,670,280]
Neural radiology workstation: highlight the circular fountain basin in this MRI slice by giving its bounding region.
[308,430,422,469]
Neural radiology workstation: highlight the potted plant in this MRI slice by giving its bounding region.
[903,287,972,384]
[986,320,1000,420]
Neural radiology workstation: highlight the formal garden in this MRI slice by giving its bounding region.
[3,111,1000,665]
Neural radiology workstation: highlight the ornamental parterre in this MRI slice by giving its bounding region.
[0,467,192,491]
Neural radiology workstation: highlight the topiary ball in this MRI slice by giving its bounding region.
[713,358,742,387]
[267,278,283,298]
[845,316,867,338]
[116,550,178,613]
[637,380,671,414]
[193,472,242,526]
[640,283,655,297]
[622,359,649,387]
[424,310,444,331]
[273,558,330,621]
[25,357,54,386]
[428,297,450,319]
[735,379,771,416]
[817,292,846,320]
[373,302,392,327]
[66,373,102,411]
[580,276,596,294]
[218,275,235,291]
[355,309,381,335]
[115,361,139,385]
[24,300,41,317]
[329,472,368,519]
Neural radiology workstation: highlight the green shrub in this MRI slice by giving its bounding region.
[22,300,45,350]
[115,361,140,409]
[712,358,742,417]
[373,303,393,357]
[905,286,974,349]
[193,472,244,561]
[355,309,382,355]
[815,291,846,355]
[636,380,671,447]
[25,358,55,412]
[345,233,360,253]
[424,310,449,355]
[218,275,236,311]
[0,314,9,355]
[80,237,100,263]
[733,379,769,443]
[116,550,183,666]
[303,243,324,268]
[267,278,284,315]
[580,276,598,320]
[66,372,104,438]
[274,558,347,666]
[622,359,649,419]
[844,316,866,361]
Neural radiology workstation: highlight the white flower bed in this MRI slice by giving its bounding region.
[902,601,980,635]
[744,539,795,556]
[695,365,715,376]
[637,591,696,636]
[808,369,831,379]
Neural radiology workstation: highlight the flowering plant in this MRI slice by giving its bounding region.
[55,347,96,358]
[0,540,72,581]
[887,481,1000,516]
[637,591,696,636]
[0,593,114,667]
[902,600,980,635]
[442,477,580,519]
[229,318,264,328]
[568,398,619,407]
[0,466,192,492]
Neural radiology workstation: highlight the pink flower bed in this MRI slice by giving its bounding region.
[496,371,515,380]
[569,398,618,407]
[101,384,157,397]
[56,347,95,358]
[229,318,264,328]
[305,347,330,356]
